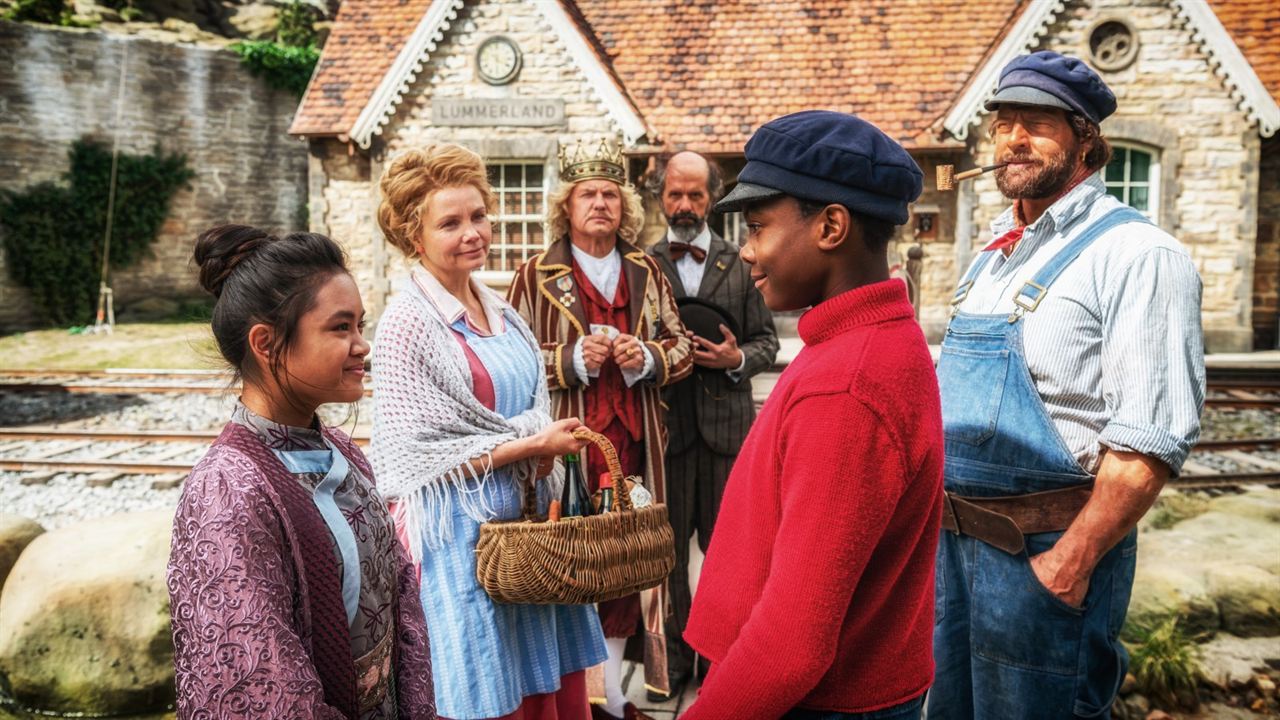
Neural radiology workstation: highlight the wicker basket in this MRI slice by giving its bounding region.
[475,428,676,605]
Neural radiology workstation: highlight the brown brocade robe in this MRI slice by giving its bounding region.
[167,411,436,719]
[508,236,694,695]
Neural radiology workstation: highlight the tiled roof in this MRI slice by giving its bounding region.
[574,0,1026,152]
[288,0,436,138]
[1206,0,1280,106]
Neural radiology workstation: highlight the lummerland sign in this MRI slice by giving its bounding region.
[433,98,566,127]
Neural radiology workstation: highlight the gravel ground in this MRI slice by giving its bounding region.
[0,392,1275,531]
[0,391,371,529]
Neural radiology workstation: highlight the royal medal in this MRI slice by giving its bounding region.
[556,275,574,292]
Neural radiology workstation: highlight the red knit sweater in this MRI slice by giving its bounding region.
[682,279,944,719]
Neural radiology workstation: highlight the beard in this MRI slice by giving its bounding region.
[665,210,705,243]
[996,141,1081,199]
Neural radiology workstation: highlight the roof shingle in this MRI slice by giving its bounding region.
[1206,0,1280,106]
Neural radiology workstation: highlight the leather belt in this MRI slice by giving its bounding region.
[940,484,1093,555]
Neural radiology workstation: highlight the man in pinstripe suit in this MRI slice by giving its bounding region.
[647,151,779,699]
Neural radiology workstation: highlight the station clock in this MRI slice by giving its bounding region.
[477,36,522,86]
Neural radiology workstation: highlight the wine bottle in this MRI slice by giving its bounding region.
[597,472,615,513]
[560,453,593,517]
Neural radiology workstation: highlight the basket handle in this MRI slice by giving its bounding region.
[571,427,634,513]
[523,426,637,517]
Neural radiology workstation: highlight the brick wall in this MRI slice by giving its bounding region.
[1255,139,1279,349]
[0,21,307,330]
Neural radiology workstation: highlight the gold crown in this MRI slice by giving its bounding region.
[558,138,626,185]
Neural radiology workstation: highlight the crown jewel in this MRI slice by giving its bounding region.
[558,138,626,185]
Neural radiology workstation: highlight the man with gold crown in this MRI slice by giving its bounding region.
[509,138,693,720]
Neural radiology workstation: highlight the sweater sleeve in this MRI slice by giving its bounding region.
[682,393,908,719]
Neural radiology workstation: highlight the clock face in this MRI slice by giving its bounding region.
[477,36,521,85]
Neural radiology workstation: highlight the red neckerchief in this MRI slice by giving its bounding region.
[983,165,1094,254]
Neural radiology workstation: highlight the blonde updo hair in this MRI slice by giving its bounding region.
[377,144,496,259]
[546,178,645,244]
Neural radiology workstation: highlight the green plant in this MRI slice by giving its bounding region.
[3,0,66,24]
[0,139,194,326]
[1146,491,1210,530]
[230,40,319,96]
[1123,614,1204,708]
[276,0,320,47]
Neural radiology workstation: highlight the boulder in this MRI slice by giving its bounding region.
[0,514,45,592]
[1205,565,1280,637]
[226,3,277,39]
[1208,487,1280,524]
[0,510,174,714]
[1127,564,1220,635]
[1198,634,1280,688]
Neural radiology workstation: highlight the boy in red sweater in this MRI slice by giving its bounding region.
[681,111,944,719]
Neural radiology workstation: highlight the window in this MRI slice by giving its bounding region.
[1104,145,1158,218]
[485,162,546,273]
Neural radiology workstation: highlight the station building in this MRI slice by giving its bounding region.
[290,0,1280,351]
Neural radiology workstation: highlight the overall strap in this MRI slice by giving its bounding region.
[1008,206,1149,320]
[950,250,998,307]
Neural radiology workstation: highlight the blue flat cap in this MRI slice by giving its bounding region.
[985,51,1116,125]
[714,110,922,225]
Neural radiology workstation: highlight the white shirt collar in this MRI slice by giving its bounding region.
[569,243,622,299]
[665,224,712,252]
[410,264,505,334]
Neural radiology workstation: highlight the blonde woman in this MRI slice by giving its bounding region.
[370,144,607,720]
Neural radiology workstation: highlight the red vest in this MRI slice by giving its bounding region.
[572,261,645,487]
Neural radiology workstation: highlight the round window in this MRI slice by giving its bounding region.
[1088,19,1139,71]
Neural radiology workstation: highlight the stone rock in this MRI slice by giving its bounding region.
[0,514,45,592]
[1198,634,1280,688]
[120,296,181,322]
[1205,565,1280,637]
[1209,487,1280,524]
[227,3,277,39]
[0,510,174,714]
[1128,564,1220,635]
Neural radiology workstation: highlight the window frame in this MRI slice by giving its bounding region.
[477,159,550,287]
[1102,142,1160,220]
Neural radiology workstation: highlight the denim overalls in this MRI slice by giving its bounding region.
[929,207,1147,719]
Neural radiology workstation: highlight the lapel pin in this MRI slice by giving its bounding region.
[556,275,574,292]
[715,260,727,271]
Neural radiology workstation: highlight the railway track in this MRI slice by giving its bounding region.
[0,427,1272,490]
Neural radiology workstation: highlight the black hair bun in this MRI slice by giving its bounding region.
[193,224,273,297]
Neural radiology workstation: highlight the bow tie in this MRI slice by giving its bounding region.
[669,242,707,263]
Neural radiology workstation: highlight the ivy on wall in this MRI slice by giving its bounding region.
[0,139,194,326]
[230,0,320,97]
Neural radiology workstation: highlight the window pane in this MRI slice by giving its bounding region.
[1106,186,1125,203]
[1129,186,1149,211]
[487,165,501,187]
[1129,150,1150,182]
[525,164,543,186]
[1105,149,1127,182]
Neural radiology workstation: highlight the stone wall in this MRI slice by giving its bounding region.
[309,0,632,325]
[959,0,1261,352]
[0,21,307,331]
[1255,139,1280,349]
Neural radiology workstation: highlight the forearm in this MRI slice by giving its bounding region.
[1048,450,1167,575]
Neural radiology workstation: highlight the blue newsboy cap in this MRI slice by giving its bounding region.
[714,110,923,225]
[985,51,1117,125]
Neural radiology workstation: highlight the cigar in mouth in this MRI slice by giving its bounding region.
[936,163,1009,191]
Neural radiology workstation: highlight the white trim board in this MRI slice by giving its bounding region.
[350,0,463,149]
[941,0,1280,140]
[350,0,650,149]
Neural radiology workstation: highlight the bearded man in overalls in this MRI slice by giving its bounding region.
[930,51,1205,719]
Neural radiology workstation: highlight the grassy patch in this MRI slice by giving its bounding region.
[1145,491,1211,530]
[1123,614,1204,709]
[0,322,219,370]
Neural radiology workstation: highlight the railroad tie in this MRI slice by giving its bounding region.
[151,473,188,490]
[19,471,56,486]
[85,471,122,488]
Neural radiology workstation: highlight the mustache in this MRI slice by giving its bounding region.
[999,155,1041,166]
[668,211,704,225]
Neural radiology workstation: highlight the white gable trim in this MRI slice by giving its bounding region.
[941,0,1066,140]
[350,0,463,149]
[1172,0,1280,138]
[533,0,648,144]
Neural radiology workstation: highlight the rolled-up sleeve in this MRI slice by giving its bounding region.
[1099,246,1205,475]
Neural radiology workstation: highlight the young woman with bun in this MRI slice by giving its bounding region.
[167,225,436,719]
[369,144,606,720]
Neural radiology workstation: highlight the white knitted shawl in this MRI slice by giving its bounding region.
[370,268,560,560]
